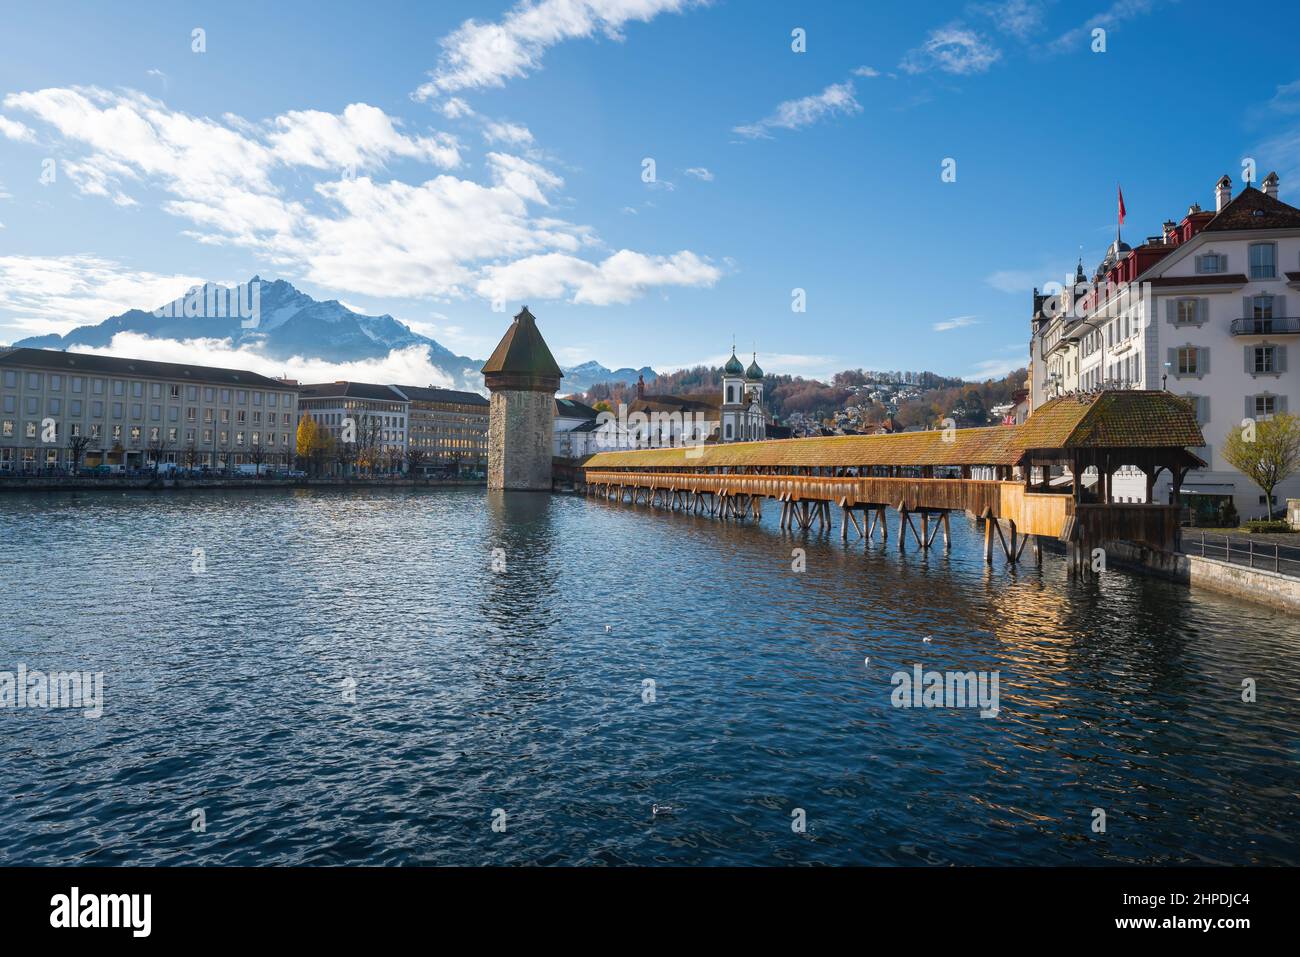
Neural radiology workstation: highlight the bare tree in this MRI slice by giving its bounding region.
[146,433,171,473]
[248,442,268,476]
[406,447,427,475]
[67,434,92,473]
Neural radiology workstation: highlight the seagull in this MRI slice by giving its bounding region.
[605,625,612,633]
[651,804,674,818]
[922,636,932,644]
[863,656,870,667]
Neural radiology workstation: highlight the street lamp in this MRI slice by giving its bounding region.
[1162,360,1170,391]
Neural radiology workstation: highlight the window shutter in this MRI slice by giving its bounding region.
[1246,396,1255,420]
[1200,396,1210,424]
[1279,395,1289,413]
[1276,294,1287,319]
[1199,347,1210,375]
[1243,296,1252,319]
[1278,345,1288,373]
[1245,347,1254,374]
[1197,298,1209,323]
[1167,347,1176,374]
[1195,255,1205,274]
[1165,300,1177,324]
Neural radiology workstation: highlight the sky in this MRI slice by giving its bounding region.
[1,0,1299,385]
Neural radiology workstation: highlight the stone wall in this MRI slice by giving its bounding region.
[1105,540,1300,613]
[488,389,554,490]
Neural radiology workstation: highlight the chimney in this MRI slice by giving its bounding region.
[1162,220,1177,244]
[1215,174,1232,212]
[1262,171,1279,200]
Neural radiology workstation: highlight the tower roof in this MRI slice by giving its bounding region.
[723,348,745,376]
[745,354,764,379]
[1203,184,1300,231]
[481,306,563,381]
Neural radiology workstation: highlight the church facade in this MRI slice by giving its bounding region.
[623,347,769,448]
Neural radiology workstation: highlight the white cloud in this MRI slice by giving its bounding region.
[482,120,534,146]
[476,249,719,305]
[413,0,703,100]
[733,81,861,139]
[683,166,713,181]
[933,315,979,332]
[0,114,36,142]
[0,254,207,338]
[68,333,467,392]
[5,87,715,306]
[966,355,1027,380]
[852,65,880,77]
[901,26,1001,75]
[1050,0,1162,52]
[267,103,462,171]
[973,0,1045,40]
[439,97,475,119]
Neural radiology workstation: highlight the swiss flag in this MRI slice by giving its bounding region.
[1117,184,1127,226]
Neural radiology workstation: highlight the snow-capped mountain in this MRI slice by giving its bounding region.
[14,277,485,389]
[562,361,659,392]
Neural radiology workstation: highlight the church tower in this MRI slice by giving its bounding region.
[745,353,765,441]
[482,306,563,490]
[720,347,745,442]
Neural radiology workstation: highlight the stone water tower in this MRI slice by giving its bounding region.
[482,306,563,490]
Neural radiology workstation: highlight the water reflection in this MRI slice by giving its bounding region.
[0,487,1296,865]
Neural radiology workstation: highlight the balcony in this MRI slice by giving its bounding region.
[1230,316,1300,335]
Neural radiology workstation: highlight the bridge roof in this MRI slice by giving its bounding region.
[581,390,1204,470]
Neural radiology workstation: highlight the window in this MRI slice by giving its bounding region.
[112,380,124,396]
[1253,346,1276,374]
[92,378,104,395]
[90,424,101,439]
[1177,347,1199,375]
[131,382,142,398]
[2,371,14,388]
[112,425,122,440]
[150,383,161,398]
[25,421,36,439]
[1,396,12,414]
[131,403,142,419]
[92,401,103,417]
[149,427,160,442]
[150,405,161,421]
[1196,253,1224,273]
[1177,299,1198,323]
[1,421,12,437]
[71,377,82,394]
[167,428,178,442]
[170,384,181,399]
[205,387,215,402]
[48,398,61,415]
[27,373,41,389]
[129,426,141,442]
[70,400,81,416]
[1254,395,1276,420]
[49,375,62,391]
[1249,242,1277,279]
[112,402,123,418]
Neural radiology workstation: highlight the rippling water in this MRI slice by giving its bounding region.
[0,487,1296,866]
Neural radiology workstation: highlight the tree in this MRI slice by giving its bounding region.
[406,447,427,474]
[248,442,268,476]
[1222,411,1300,520]
[67,434,92,472]
[146,432,171,473]
[296,413,320,462]
[183,442,199,470]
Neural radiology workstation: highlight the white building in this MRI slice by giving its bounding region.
[1030,173,1298,520]
[720,350,767,443]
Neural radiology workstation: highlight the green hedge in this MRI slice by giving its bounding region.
[1243,520,1293,534]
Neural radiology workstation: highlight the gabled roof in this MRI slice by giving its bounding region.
[394,384,488,406]
[0,347,289,389]
[299,381,407,401]
[582,391,1205,470]
[1017,391,1203,450]
[481,306,563,379]
[629,393,721,417]
[555,397,598,419]
[1203,186,1300,232]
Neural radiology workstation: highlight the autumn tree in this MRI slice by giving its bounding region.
[1222,411,1300,520]
[67,434,92,472]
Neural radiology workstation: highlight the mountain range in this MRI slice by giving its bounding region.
[11,277,657,394]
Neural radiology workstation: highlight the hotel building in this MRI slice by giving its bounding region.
[1029,173,1299,519]
[0,348,298,471]
[392,385,488,474]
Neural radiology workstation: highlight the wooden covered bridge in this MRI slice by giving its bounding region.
[578,391,1205,569]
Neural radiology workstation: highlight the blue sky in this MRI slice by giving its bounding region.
[1,0,1298,384]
